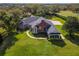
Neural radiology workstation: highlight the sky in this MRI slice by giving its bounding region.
[0,0,79,3]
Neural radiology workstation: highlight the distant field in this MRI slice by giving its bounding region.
[58,11,78,17]
[57,11,79,19]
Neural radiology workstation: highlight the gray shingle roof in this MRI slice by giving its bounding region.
[29,17,52,28]
[18,16,38,29]
[29,17,60,34]
[20,16,38,25]
[18,16,60,34]
[47,25,60,35]
[29,17,46,27]
[47,20,60,34]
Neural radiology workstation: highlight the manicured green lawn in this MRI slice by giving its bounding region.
[4,30,79,56]
[57,10,79,19]
[55,25,67,36]
[58,11,78,17]
[4,32,58,56]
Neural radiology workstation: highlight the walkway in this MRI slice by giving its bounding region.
[60,34,66,40]
[26,30,66,40]
[26,30,46,39]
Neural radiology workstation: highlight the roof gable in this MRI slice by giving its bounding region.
[22,16,38,24]
[29,17,51,27]
[18,16,60,34]
[47,25,60,34]
[29,17,60,34]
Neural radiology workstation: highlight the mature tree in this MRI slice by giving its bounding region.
[62,16,79,37]
[0,10,21,35]
[0,13,13,34]
[9,11,21,31]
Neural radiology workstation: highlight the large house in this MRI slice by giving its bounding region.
[18,16,61,39]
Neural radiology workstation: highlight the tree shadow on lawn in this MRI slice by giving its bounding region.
[65,35,79,46]
[48,39,66,47]
[0,32,18,56]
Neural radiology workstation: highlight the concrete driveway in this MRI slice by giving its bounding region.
[48,20,63,25]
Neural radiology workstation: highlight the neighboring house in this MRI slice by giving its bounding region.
[18,16,61,39]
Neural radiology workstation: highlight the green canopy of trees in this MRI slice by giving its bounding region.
[62,16,79,37]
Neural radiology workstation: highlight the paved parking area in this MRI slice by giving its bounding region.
[48,20,63,25]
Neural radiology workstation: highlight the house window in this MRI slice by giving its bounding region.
[50,35,54,38]
[54,35,59,39]
[32,27,37,34]
[50,34,60,39]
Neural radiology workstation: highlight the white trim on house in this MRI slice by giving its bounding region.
[48,34,61,39]
[32,27,37,34]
